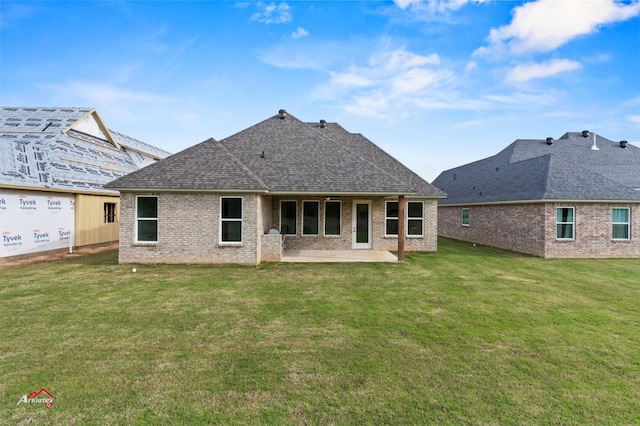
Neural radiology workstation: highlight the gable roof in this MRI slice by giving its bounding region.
[106,111,445,197]
[1,107,171,195]
[433,131,640,204]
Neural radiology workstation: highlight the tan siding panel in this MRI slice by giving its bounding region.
[74,194,120,246]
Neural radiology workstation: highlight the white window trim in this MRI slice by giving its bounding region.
[323,200,342,237]
[406,201,424,237]
[556,206,575,241]
[135,195,158,245]
[219,196,243,245]
[612,207,631,241]
[302,200,320,236]
[280,200,297,235]
[461,208,470,227]
[385,200,399,237]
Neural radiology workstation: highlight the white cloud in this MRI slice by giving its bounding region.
[465,61,478,71]
[320,47,453,118]
[42,81,172,121]
[504,58,582,84]
[393,0,487,13]
[291,27,308,39]
[45,81,167,104]
[250,2,292,24]
[476,0,640,57]
[452,119,487,129]
[394,0,422,10]
[383,50,440,70]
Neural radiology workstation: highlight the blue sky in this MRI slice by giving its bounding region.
[1,0,639,181]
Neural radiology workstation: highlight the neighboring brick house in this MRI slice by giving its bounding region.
[105,110,446,265]
[432,131,640,258]
[1,107,170,261]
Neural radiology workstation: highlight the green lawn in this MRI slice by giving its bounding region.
[1,238,639,425]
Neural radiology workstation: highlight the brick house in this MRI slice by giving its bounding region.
[432,131,640,258]
[105,110,446,265]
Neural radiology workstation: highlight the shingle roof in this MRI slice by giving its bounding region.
[433,132,640,204]
[106,111,445,197]
[1,107,170,194]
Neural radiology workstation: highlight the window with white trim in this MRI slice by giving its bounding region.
[221,197,242,243]
[385,201,399,236]
[136,196,158,243]
[302,201,319,235]
[324,200,341,236]
[612,208,630,240]
[462,208,470,226]
[280,200,297,235]
[385,201,424,236]
[556,207,574,240]
[407,201,424,236]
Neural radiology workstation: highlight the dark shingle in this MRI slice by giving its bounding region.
[107,111,445,197]
[433,132,640,204]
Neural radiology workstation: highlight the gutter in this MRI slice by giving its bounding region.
[439,198,640,207]
[105,187,270,194]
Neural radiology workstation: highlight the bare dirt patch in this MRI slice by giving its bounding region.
[0,242,117,268]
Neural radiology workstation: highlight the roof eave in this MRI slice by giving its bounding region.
[440,198,640,206]
[106,187,270,194]
[1,183,119,196]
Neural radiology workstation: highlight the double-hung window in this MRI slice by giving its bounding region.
[324,201,341,236]
[221,197,242,243]
[385,201,424,236]
[136,196,158,243]
[303,201,319,235]
[462,208,470,226]
[407,202,424,236]
[280,201,297,235]
[385,201,399,236]
[556,207,575,240]
[612,208,630,240]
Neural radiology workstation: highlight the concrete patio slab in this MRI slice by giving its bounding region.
[282,250,398,263]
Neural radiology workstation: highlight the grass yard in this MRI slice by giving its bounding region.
[1,238,639,425]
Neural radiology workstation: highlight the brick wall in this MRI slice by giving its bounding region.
[544,203,640,258]
[270,196,438,252]
[117,192,439,265]
[438,203,546,256]
[118,192,260,265]
[260,233,283,262]
[438,202,640,258]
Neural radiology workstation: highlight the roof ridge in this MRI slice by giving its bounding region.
[216,140,270,190]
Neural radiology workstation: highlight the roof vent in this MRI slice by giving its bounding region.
[590,133,599,151]
[620,140,628,148]
[278,109,287,119]
[319,119,327,128]
[546,137,553,145]
[581,130,589,138]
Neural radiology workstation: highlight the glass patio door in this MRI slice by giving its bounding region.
[352,201,372,249]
